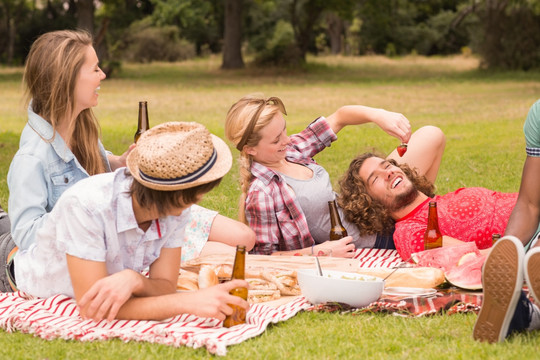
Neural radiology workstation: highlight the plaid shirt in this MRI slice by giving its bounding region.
[247,117,337,255]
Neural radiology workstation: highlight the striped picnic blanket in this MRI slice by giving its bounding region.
[0,248,478,355]
[0,291,311,356]
[354,248,402,267]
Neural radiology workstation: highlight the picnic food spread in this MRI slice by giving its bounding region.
[180,245,484,307]
[177,262,301,304]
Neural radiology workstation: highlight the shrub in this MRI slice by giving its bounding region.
[254,20,303,67]
[116,21,196,63]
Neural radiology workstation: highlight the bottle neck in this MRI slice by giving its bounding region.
[231,246,246,280]
[138,104,149,130]
[427,205,440,230]
[328,200,343,227]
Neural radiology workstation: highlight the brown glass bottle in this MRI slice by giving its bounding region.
[223,245,248,328]
[134,101,149,143]
[329,200,348,241]
[424,201,443,250]
[492,233,501,245]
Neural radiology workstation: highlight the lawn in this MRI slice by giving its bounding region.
[0,54,539,358]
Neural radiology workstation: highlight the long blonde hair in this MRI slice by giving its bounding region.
[224,94,286,223]
[23,30,106,175]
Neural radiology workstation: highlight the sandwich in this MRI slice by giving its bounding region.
[262,269,301,296]
[247,278,281,303]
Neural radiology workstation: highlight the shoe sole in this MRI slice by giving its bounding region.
[525,248,540,305]
[473,236,524,343]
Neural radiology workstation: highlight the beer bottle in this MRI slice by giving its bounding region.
[223,245,248,328]
[328,199,348,241]
[134,101,149,143]
[492,233,501,245]
[424,201,443,250]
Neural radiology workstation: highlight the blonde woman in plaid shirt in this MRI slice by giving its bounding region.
[225,94,445,256]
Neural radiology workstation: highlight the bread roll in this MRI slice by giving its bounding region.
[355,267,445,289]
[198,265,219,288]
[177,277,199,291]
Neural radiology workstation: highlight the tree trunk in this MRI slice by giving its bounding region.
[221,0,244,69]
[291,0,324,62]
[326,12,342,55]
[77,0,94,34]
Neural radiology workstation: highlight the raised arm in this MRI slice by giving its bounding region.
[325,105,412,143]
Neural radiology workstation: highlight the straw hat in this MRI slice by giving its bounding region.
[127,122,232,190]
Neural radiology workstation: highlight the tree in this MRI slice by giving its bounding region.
[77,0,95,33]
[222,0,244,69]
[287,0,354,61]
[0,0,30,64]
[452,0,540,70]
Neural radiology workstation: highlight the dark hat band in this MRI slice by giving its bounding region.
[139,148,217,186]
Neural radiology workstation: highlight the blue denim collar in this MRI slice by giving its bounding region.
[27,102,75,164]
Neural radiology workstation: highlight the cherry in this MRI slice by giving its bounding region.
[397,144,407,157]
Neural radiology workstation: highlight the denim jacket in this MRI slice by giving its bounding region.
[7,104,110,250]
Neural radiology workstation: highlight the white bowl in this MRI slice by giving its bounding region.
[297,269,384,307]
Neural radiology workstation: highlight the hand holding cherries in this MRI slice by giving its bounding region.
[397,143,408,157]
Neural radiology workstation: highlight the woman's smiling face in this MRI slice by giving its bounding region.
[73,45,106,115]
[245,112,290,166]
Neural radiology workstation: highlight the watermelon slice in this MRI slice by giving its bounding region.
[411,242,481,273]
[445,254,486,290]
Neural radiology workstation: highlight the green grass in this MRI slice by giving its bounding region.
[1,54,540,358]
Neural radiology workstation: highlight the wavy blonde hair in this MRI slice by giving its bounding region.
[338,152,436,235]
[224,94,286,223]
[23,30,106,175]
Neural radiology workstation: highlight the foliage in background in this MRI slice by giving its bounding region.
[151,0,223,55]
[2,0,540,70]
[114,20,196,63]
[471,2,540,70]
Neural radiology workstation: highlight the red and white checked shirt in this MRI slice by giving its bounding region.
[246,117,337,255]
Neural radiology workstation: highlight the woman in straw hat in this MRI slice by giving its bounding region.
[8,122,249,322]
[225,94,446,256]
[3,30,254,277]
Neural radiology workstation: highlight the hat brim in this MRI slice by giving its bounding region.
[127,133,232,191]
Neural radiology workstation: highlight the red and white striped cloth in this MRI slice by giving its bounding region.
[354,248,402,268]
[0,291,311,356]
[0,249,400,355]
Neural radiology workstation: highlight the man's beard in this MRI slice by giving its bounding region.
[386,184,419,212]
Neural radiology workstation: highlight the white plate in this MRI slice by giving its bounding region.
[382,287,437,297]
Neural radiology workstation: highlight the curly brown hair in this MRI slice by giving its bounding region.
[337,152,436,236]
